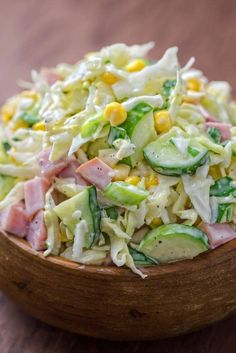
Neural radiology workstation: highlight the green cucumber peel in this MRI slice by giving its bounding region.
[128,247,159,266]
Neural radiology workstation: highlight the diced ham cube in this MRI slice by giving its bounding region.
[37,149,69,178]
[0,202,29,237]
[76,157,115,190]
[24,176,50,217]
[58,161,88,186]
[40,67,62,85]
[199,223,236,249]
[27,210,47,251]
[205,122,231,141]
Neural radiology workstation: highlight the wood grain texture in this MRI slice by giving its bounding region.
[2,232,236,342]
[1,0,236,351]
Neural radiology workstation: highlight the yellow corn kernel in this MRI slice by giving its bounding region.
[154,110,172,133]
[209,165,222,180]
[125,176,140,186]
[101,72,119,85]
[126,59,146,72]
[104,102,127,126]
[32,121,46,131]
[112,164,130,181]
[12,119,28,131]
[186,78,201,92]
[150,217,162,228]
[145,174,159,189]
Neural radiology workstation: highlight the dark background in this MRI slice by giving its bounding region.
[1,0,236,352]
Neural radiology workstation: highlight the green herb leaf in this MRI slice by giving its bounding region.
[216,203,234,223]
[108,126,129,147]
[162,79,176,97]
[104,206,119,220]
[210,177,236,197]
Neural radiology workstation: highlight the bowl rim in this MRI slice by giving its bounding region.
[2,231,236,279]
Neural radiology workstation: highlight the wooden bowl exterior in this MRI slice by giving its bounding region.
[1,231,236,340]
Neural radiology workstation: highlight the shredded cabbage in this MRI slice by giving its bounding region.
[1,41,236,277]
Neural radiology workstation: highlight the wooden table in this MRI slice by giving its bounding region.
[1,0,236,351]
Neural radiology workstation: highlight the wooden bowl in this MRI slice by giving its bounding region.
[1,231,236,341]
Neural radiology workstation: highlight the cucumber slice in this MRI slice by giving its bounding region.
[54,186,101,248]
[139,224,209,263]
[104,181,149,205]
[128,247,159,266]
[144,134,208,176]
[120,103,157,166]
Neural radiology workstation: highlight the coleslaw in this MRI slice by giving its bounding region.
[1,42,236,277]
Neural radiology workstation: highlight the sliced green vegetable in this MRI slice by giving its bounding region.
[104,181,149,205]
[0,175,16,201]
[128,247,159,266]
[108,126,129,147]
[210,177,236,197]
[81,113,103,138]
[144,134,208,176]
[162,79,176,97]
[216,203,234,223]
[120,103,157,166]
[207,127,221,144]
[187,146,200,157]
[139,224,209,263]
[54,186,101,248]
[104,206,119,220]
[120,103,152,136]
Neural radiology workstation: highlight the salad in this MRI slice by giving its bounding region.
[0,42,236,278]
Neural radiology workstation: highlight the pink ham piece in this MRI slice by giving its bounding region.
[58,161,88,186]
[76,157,115,189]
[0,202,29,237]
[27,210,47,251]
[24,176,50,217]
[205,121,231,141]
[37,149,69,178]
[199,223,236,249]
[40,67,62,85]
